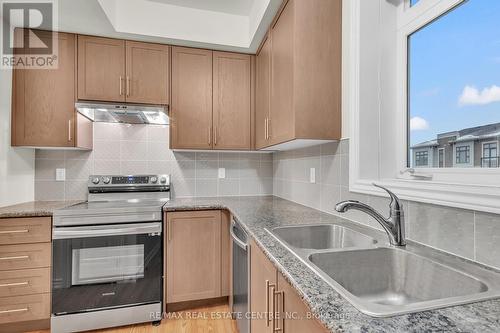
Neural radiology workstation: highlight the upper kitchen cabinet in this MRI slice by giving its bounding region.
[170,48,253,150]
[170,47,213,150]
[77,36,126,102]
[255,34,271,150]
[213,51,252,150]
[12,30,92,149]
[78,36,170,105]
[257,0,342,150]
[125,41,170,105]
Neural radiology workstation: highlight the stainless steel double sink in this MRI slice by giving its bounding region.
[267,223,500,317]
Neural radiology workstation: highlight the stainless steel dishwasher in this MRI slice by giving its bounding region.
[230,218,249,333]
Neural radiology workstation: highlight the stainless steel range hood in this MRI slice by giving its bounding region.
[76,102,169,125]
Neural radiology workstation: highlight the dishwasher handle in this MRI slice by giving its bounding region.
[230,220,247,251]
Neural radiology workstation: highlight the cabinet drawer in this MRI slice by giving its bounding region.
[0,293,50,325]
[0,268,50,298]
[0,243,51,271]
[0,217,51,245]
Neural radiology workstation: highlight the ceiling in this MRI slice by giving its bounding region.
[7,0,283,53]
[146,0,255,16]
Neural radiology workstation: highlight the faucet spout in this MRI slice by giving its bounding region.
[335,185,406,246]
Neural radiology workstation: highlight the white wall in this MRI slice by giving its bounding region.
[0,67,35,206]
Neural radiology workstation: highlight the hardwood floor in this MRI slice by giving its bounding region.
[31,305,238,333]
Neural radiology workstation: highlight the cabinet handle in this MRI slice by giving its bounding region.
[0,229,29,234]
[68,119,72,142]
[273,290,285,332]
[126,76,131,97]
[208,127,212,146]
[265,118,268,140]
[214,126,218,146]
[265,280,276,327]
[0,308,28,315]
[0,281,29,288]
[268,118,271,139]
[119,76,123,96]
[0,255,29,261]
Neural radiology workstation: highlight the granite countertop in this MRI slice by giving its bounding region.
[163,196,500,333]
[0,200,83,218]
[1,196,499,332]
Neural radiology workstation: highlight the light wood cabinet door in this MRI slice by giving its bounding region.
[77,35,125,102]
[276,273,328,333]
[250,240,276,333]
[166,210,222,303]
[125,41,170,105]
[221,210,231,297]
[170,47,213,149]
[270,0,295,146]
[213,51,251,150]
[255,35,272,149]
[11,31,76,147]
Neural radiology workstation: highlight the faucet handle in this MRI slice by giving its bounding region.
[372,183,402,212]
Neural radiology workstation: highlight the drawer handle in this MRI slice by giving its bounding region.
[0,281,29,288]
[0,308,28,315]
[102,292,115,297]
[0,255,29,261]
[0,229,29,234]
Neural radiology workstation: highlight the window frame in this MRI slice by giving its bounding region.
[347,0,500,215]
[482,141,499,168]
[415,150,429,167]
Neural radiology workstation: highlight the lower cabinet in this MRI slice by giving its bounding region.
[250,239,328,333]
[0,217,52,332]
[165,210,230,305]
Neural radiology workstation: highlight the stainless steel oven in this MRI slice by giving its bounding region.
[51,174,169,333]
[52,223,162,315]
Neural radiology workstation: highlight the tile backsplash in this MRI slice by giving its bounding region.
[34,123,273,200]
[273,139,500,270]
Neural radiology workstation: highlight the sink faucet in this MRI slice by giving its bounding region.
[335,184,406,246]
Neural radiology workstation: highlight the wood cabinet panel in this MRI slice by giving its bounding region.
[0,243,51,271]
[0,293,50,325]
[77,35,125,102]
[0,268,50,298]
[170,47,213,149]
[276,273,328,333]
[212,52,251,150]
[255,35,272,149]
[166,210,222,303]
[270,0,295,145]
[125,41,170,105]
[250,240,276,333]
[11,31,77,147]
[0,217,51,245]
[293,0,342,140]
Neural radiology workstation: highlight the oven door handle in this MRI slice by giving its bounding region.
[52,223,162,240]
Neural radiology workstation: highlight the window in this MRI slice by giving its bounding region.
[482,142,498,168]
[415,151,429,166]
[407,0,500,169]
[455,146,470,164]
[438,148,444,168]
[410,0,420,7]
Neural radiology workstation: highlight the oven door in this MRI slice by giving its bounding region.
[52,222,162,315]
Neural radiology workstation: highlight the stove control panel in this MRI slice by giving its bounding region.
[88,174,170,192]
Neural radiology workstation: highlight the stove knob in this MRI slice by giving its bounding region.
[150,176,158,184]
[160,177,167,184]
[91,177,100,185]
[102,176,111,184]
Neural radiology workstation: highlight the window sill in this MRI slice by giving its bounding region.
[350,178,500,214]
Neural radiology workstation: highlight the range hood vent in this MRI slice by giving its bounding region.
[76,102,169,125]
